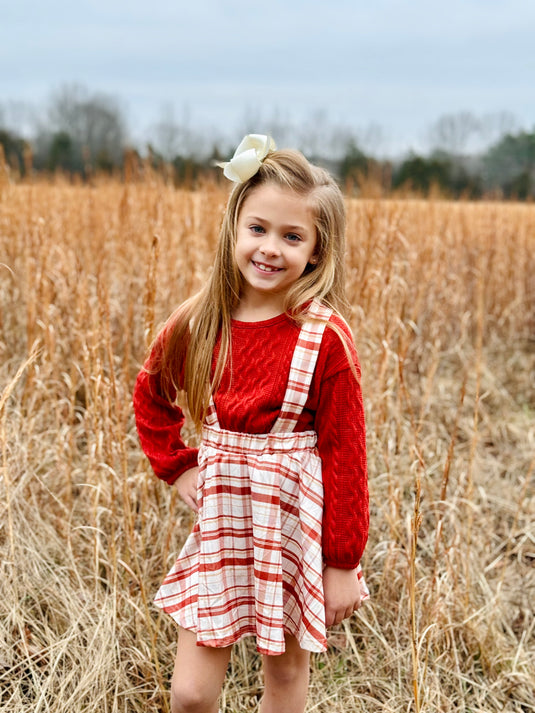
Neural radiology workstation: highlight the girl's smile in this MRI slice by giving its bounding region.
[234,183,318,312]
[252,260,283,273]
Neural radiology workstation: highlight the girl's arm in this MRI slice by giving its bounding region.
[312,316,369,572]
[315,355,369,625]
[316,363,369,569]
[133,366,199,485]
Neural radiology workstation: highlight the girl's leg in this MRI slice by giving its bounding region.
[260,634,311,713]
[170,627,232,713]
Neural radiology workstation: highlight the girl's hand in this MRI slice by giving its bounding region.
[323,565,363,627]
[174,466,199,512]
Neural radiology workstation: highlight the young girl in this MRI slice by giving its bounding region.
[133,134,369,713]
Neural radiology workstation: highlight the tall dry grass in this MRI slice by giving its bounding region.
[0,166,534,712]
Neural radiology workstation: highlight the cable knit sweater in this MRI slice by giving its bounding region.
[133,311,369,569]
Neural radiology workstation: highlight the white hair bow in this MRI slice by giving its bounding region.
[217,134,276,183]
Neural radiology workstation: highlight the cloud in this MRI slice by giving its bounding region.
[1,0,534,153]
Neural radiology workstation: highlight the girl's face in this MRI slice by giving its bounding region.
[234,183,318,312]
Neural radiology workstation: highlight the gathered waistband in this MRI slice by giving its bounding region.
[201,424,317,454]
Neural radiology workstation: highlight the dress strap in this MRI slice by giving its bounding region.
[204,395,220,427]
[271,299,333,434]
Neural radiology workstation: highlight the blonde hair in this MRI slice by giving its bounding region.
[153,148,352,428]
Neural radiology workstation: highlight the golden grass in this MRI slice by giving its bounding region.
[1,171,534,712]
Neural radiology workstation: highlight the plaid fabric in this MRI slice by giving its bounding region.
[272,300,333,433]
[154,300,369,654]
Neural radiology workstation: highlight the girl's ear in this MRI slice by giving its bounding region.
[309,254,319,265]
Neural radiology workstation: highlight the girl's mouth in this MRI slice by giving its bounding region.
[252,261,283,273]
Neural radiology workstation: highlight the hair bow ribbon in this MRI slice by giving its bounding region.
[217,134,276,183]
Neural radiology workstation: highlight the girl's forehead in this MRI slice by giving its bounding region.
[239,183,316,219]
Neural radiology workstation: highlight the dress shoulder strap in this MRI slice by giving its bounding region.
[204,395,219,427]
[270,299,333,434]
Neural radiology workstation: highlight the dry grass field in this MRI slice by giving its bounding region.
[1,166,534,712]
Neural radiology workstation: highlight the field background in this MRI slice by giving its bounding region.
[0,171,534,712]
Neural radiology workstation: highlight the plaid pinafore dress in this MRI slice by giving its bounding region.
[154,300,369,655]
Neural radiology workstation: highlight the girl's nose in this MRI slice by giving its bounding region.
[259,234,281,256]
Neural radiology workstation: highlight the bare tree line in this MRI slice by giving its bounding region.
[0,84,533,198]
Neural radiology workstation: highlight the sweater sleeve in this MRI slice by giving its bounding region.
[315,339,369,569]
[132,359,199,486]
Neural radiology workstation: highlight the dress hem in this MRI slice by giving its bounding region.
[156,608,328,655]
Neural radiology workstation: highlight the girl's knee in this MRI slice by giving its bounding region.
[263,641,310,687]
[265,660,306,687]
[170,677,218,713]
[170,628,229,713]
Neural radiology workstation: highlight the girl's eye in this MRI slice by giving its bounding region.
[286,233,302,242]
[251,225,264,234]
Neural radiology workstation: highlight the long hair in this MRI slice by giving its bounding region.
[153,148,352,428]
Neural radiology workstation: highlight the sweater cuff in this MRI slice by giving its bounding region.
[154,449,199,486]
[323,558,360,570]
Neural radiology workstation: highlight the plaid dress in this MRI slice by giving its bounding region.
[154,300,369,655]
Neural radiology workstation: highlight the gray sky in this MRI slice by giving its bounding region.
[1,0,534,156]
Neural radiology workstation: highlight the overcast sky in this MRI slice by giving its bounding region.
[1,0,534,156]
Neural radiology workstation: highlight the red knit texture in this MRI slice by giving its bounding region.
[133,312,369,568]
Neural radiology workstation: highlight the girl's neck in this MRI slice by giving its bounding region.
[232,293,286,323]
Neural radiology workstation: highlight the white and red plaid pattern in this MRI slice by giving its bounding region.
[154,299,369,654]
[271,300,333,433]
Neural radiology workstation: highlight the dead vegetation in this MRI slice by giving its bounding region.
[0,170,534,712]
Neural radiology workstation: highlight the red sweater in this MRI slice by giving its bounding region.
[133,311,369,569]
